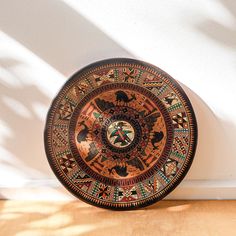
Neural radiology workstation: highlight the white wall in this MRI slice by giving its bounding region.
[0,0,235,200]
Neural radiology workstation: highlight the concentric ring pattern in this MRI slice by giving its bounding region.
[44,58,197,210]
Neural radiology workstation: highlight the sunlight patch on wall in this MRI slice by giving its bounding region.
[2,96,32,119]
[0,31,65,96]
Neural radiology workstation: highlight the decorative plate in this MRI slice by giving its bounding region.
[44,58,197,210]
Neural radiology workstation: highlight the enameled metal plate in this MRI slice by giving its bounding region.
[44,58,197,210]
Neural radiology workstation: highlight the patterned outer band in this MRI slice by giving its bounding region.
[44,58,197,210]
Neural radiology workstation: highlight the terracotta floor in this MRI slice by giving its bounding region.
[0,200,236,236]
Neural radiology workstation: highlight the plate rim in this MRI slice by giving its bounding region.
[44,57,198,210]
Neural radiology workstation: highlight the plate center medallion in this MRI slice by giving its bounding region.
[107,120,135,148]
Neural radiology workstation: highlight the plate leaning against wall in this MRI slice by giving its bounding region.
[44,58,197,210]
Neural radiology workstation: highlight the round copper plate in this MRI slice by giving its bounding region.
[44,58,197,210]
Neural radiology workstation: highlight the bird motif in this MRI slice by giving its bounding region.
[115,91,136,105]
[151,131,164,149]
[77,121,89,143]
[108,165,129,177]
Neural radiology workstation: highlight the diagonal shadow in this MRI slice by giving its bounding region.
[1,0,235,207]
[0,0,133,76]
[0,61,50,176]
[193,0,236,182]
[196,0,236,48]
[0,0,133,185]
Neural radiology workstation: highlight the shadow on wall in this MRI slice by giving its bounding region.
[196,0,236,49]
[0,58,50,177]
[0,0,132,76]
[181,83,236,180]
[0,0,235,197]
[191,0,236,179]
[0,0,132,182]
